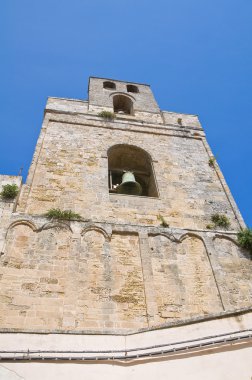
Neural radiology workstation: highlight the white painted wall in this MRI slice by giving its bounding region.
[0,310,251,380]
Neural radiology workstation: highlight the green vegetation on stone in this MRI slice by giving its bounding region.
[237,228,252,254]
[206,223,214,230]
[210,213,230,229]
[158,214,169,228]
[98,111,115,120]
[45,208,82,221]
[0,184,19,200]
[208,156,216,167]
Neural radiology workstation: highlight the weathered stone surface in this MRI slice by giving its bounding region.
[0,77,250,334]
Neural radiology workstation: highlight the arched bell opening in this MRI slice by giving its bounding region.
[113,95,133,115]
[107,144,158,197]
[127,84,139,93]
[103,81,116,90]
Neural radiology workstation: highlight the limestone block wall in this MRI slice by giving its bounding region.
[17,107,243,231]
[162,111,201,128]
[46,98,89,114]
[0,88,250,335]
[0,216,251,333]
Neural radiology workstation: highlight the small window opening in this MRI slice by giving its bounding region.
[103,81,116,90]
[108,145,158,197]
[113,95,133,115]
[127,84,139,93]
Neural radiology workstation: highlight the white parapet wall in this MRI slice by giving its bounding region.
[0,309,251,380]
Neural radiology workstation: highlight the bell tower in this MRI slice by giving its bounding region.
[0,77,251,379]
[88,77,160,115]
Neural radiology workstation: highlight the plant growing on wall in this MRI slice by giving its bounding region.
[206,213,230,229]
[45,208,82,221]
[208,156,216,167]
[177,117,182,125]
[206,223,214,230]
[98,111,115,120]
[0,184,19,200]
[237,228,252,254]
[158,214,169,228]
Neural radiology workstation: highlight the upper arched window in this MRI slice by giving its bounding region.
[113,95,133,115]
[127,84,139,93]
[108,145,158,197]
[103,81,116,90]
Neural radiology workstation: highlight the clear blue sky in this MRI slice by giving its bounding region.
[1,0,251,226]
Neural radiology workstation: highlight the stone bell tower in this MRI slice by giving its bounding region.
[0,77,251,379]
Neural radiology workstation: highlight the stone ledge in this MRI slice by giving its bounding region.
[0,307,251,336]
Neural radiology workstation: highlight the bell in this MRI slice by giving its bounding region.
[116,172,142,196]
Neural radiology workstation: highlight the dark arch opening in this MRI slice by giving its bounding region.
[127,84,139,93]
[113,95,133,115]
[107,144,158,197]
[103,81,116,90]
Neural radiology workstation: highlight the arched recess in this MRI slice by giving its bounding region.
[212,235,252,309]
[39,221,73,233]
[179,232,207,247]
[148,233,184,321]
[1,223,37,268]
[127,84,139,93]
[76,227,111,329]
[1,220,37,256]
[113,94,133,115]
[81,225,111,242]
[7,219,37,233]
[177,234,222,317]
[2,220,73,267]
[34,222,73,269]
[103,81,116,90]
[0,221,72,330]
[107,144,158,197]
[149,232,179,243]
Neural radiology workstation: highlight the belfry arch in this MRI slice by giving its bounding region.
[107,144,158,197]
[113,94,133,115]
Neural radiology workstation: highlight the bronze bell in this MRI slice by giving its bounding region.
[116,171,142,196]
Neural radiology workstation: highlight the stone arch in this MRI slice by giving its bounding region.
[0,221,73,330]
[148,233,183,321]
[7,219,37,232]
[148,232,178,255]
[81,224,111,241]
[81,229,107,258]
[39,220,73,233]
[109,91,136,101]
[179,231,206,245]
[149,232,179,243]
[76,228,111,329]
[1,223,37,268]
[127,84,139,93]
[113,94,134,115]
[108,143,154,161]
[213,233,239,245]
[213,234,241,258]
[103,81,116,90]
[177,235,222,317]
[107,144,158,197]
[2,220,37,255]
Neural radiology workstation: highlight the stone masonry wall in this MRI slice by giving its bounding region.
[16,108,243,231]
[0,217,251,332]
[0,87,250,334]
